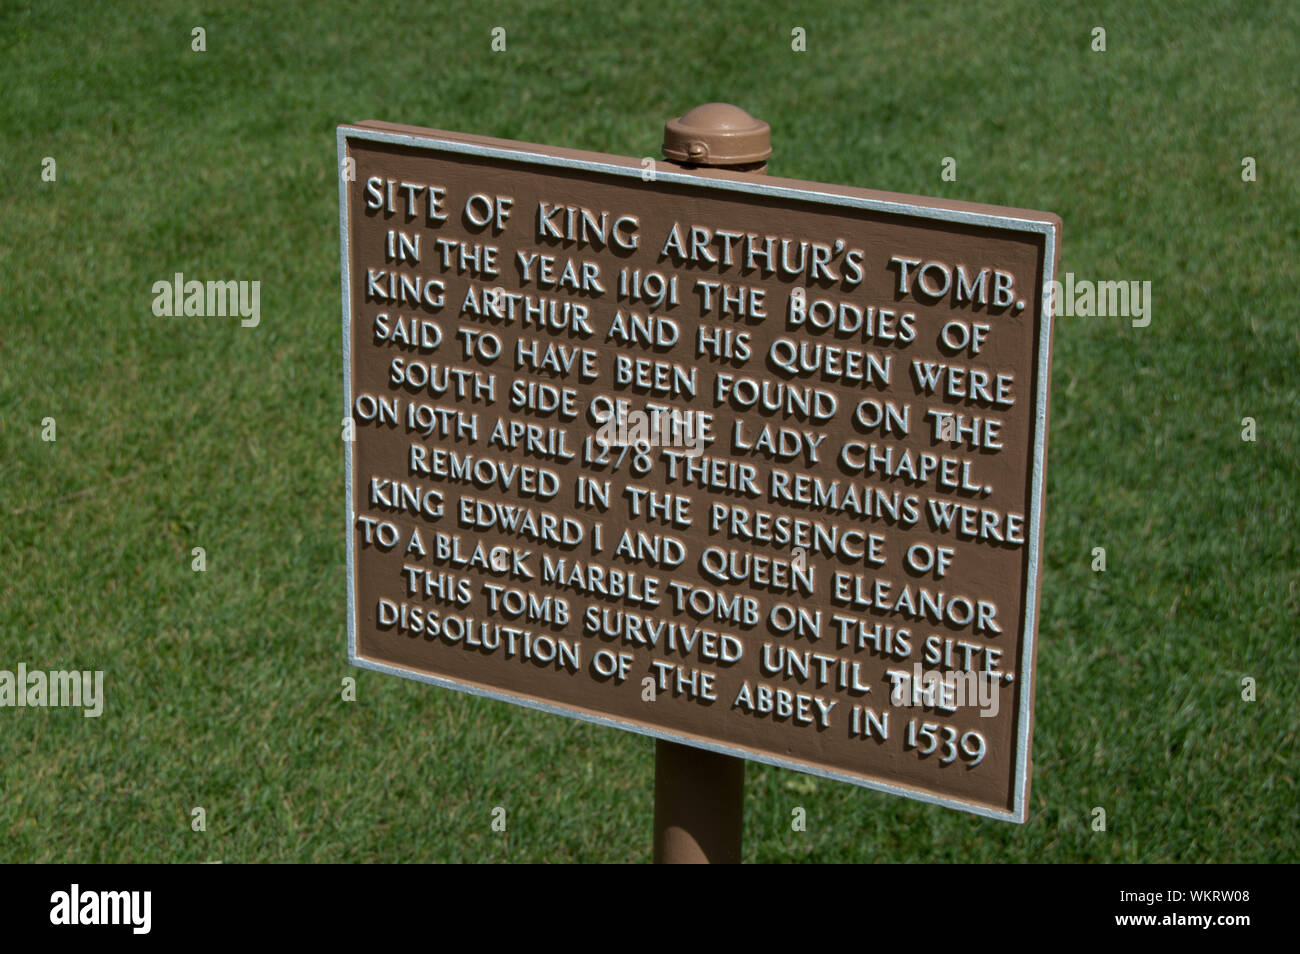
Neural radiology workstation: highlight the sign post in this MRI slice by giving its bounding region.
[338,102,1060,857]
[650,105,772,864]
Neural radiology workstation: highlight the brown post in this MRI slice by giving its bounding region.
[652,104,771,865]
[653,740,745,863]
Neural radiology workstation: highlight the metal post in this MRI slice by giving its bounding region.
[652,104,772,865]
[653,740,745,863]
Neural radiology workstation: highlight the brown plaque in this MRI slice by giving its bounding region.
[338,119,1060,821]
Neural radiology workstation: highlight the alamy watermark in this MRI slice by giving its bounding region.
[593,400,711,458]
[1,664,104,717]
[887,664,1001,718]
[50,884,150,934]
[151,272,260,327]
[1048,272,1151,327]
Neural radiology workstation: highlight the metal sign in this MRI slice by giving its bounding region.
[338,119,1060,821]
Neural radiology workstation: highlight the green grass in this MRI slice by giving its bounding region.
[1,0,1296,862]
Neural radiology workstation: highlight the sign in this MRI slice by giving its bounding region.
[338,119,1060,822]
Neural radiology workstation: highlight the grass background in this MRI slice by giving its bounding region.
[0,0,1295,863]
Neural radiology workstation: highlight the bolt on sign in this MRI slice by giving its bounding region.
[338,118,1060,822]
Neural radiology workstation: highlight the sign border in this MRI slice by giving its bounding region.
[337,122,1058,823]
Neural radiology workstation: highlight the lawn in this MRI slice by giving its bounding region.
[0,0,1295,862]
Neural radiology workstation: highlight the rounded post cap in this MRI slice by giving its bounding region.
[662,103,772,166]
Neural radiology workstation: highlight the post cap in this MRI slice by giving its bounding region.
[662,103,772,167]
